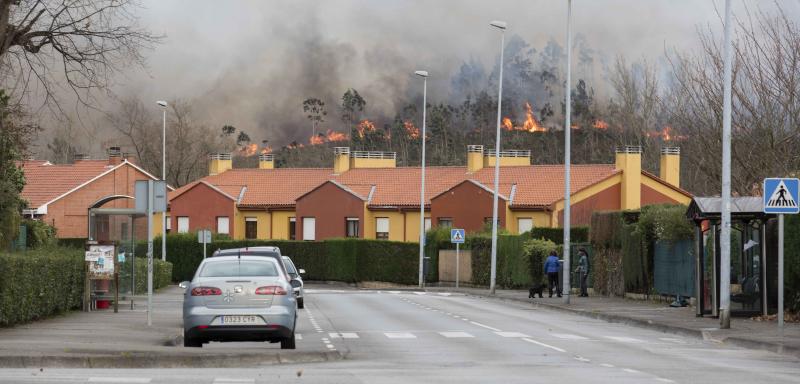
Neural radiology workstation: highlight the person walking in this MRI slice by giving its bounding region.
[544,250,561,298]
[576,248,589,297]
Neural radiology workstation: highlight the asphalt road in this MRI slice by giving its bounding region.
[1,286,799,383]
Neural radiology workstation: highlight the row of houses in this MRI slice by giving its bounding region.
[19,144,691,243]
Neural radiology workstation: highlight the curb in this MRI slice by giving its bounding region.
[0,350,343,369]
[444,289,800,359]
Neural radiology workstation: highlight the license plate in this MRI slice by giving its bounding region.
[221,315,259,325]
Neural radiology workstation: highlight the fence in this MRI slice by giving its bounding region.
[654,239,695,297]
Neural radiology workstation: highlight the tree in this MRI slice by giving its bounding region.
[0,89,36,247]
[341,89,365,141]
[302,97,326,138]
[0,0,160,108]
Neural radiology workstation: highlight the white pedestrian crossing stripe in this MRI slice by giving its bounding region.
[385,332,417,339]
[604,336,644,343]
[329,332,359,339]
[439,331,475,338]
[552,333,589,340]
[494,331,530,338]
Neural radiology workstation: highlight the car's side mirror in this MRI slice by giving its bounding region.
[298,269,306,274]
[179,281,190,289]
[290,279,302,288]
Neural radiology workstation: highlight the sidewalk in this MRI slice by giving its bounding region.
[0,286,338,368]
[428,286,800,359]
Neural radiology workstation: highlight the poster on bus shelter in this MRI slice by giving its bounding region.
[85,244,115,280]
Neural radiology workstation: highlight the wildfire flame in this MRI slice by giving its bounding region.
[592,120,609,130]
[260,146,273,154]
[502,102,546,132]
[356,120,376,138]
[239,143,258,156]
[309,134,325,145]
[646,126,688,141]
[286,141,305,150]
[326,129,348,142]
[404,121,420,139]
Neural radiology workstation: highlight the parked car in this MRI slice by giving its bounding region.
[282,256,306,309]
[211,246,289,280]
[180,255,301,349]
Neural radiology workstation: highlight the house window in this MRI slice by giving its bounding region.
[518,218,533,234]
[177,217,189,233]
[216,216,230,235]
[424,217,432,231]
[245,217,258,239]
[376,217,390,240]
[438,218,453,228]
[165,216,171,232]
[346,218,359,238]
[289,217,296,240]
[302,217,315,241]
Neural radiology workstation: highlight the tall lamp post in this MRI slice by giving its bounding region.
[157,100,167,262]
[719,0,733,329]
[415,70,429,289]
[489,20,507,295]
[563,0,573,304]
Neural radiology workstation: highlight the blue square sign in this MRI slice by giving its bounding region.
[763,178,799,214]
[450,228,465,244]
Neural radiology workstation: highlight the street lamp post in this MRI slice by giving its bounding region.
[489,20,507,295]
[719,0,733,329]
[563,0,572,304]
[157,100,167,262]
[415,70,429,289]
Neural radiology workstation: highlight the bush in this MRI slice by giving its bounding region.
[57,238,87,249]
[120,258,173,293]
[528,227,589,244]
[21,219,57,249]
[523,238,558,286]
[785,215,800,312]
[0,246,84,326]
[468,234,532,289]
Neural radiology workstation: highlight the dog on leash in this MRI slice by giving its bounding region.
[528,283,546,298]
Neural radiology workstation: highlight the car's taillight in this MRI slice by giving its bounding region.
[191,287,222,296]
[255,286,287,295]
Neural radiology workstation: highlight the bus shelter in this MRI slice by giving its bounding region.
[686,197,772,318]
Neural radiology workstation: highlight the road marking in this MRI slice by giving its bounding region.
[213,379,255,384]
[659,337,686,344]
[470,321,502,332]
[522,338,566,353]
[573,355,591,363]
[329,332,359,339]
[438,292,452,296]
[622,368,640,374]
[655,378,676,383]
[385,332,417,339]
[495,331,530,338]
[413,292,427,295]
[604,336,644,343]
[88,378,151,383]
[296,333,303,340]
[326,344,335,349]
[439,331,474,338]
[552,333,589,340]
[599,363,615,368]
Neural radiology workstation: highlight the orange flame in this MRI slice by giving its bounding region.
[404,121,420,139]
[239,143,258,156]
[502,117,513,131]
[326,129,348,142]
[260,146,273,154]
[646,126,688,141]
[502,102,546,132]
[356,120,376,138]
[309,134,325,145]
[592,120,609,130]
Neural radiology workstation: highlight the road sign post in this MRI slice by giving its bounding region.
[451,229,465,288]
[198,229,212,259]
[763,178,799,331]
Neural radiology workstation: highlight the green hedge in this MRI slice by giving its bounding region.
[469,234,529,288]
[785,215,800,312]
[120,258,173,293]
[0,247,84,326]
[523,238,558,286]
[57,238,88,249]
[152,234,419,285]
[527,227,589,244]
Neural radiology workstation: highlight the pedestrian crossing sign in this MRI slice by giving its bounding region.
[450,228,465,244]
[763,178,799,214]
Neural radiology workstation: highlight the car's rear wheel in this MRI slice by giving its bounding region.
[297,297,304,309]
[184,333,202,348]
[281,330,296,349]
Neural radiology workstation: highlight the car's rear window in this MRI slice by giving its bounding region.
[200,261,279,277]
[283,259,297,274]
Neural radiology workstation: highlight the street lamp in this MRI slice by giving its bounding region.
[415,70,428,289]
[719,0,733,329]
[562,0,573,304]
[157,100,167,262]
[489,20,506,295]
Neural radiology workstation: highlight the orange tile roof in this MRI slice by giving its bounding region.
[19,160,117,208]
[171,164,620,210]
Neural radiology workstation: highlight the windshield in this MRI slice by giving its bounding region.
[200,260,279,277]
[283,258,297,275]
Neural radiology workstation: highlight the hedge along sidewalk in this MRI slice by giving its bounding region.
[0,285,341,368]
[425,286,800,359]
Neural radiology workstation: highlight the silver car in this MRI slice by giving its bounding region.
[181,255,300,349]
[282,256,305,309]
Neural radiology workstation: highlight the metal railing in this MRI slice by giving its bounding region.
[615,145,642,154]
[661,146,680,155]
[258,154,274,161]
[467,145,485,153]
[208,153,232,160]
[483,149,531,158]
[350,151,397,160]
[334,147,351,155]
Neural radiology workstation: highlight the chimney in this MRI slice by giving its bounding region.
[467,145,484,172]
[615,145,642,210]
[73,153,91,162]
[107,146,122,166]
[333,147,350,174]
[483,149,531,167]
[258,153,275,169]
[659,147,680,187]
[208,153,232,176]
[122,152,137,165]
[349,150,396,169]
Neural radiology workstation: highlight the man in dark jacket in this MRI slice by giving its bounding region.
[544,250,561,297]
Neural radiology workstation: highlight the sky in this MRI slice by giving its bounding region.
[38,0,799,155]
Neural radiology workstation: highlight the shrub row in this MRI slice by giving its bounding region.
[785,215,800,312]
[0,247,84,326]
[526,227,589,244]
[119,258,173,293]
